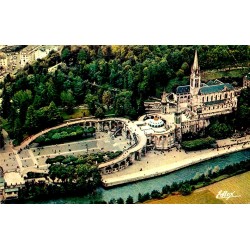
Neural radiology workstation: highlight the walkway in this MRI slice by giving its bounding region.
[102,136,250,187]
[13,117,147,171]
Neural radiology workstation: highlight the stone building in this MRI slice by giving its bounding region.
[143,51,243,149]
[175,51,238,117]
[0,52,8,69]
[243,73,250,88]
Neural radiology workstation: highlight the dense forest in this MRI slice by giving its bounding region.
[0,45,250,145]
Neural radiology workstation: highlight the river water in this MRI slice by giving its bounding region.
[29,149,250,204]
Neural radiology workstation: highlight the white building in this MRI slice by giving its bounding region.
[0,52,8,68]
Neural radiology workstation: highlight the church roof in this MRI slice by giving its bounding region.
[204,100,225,106]
[176,85,190,94]
[199,83,234,95]
[205,79,224,86]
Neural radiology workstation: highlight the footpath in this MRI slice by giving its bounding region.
[102,136,250,187]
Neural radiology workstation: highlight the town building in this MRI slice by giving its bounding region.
[0,52,8,69]
[243,73,250,88]
[20,45,41,67]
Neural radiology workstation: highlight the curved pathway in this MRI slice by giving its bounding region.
[14,117,147,171]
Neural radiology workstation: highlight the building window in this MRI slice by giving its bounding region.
[215,95,217,101]
[211,96,213,101]
[207,96,208,102]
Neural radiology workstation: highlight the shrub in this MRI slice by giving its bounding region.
[126,195,134,204]
[117,197,124,204]
[151,190,161,199]
[181,136,216,151]
[179,183,192,196]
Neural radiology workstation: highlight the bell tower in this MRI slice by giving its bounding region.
[190,50,201,96]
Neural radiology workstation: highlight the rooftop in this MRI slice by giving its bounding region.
[4,172,25,186]
[147,117,165,128]
[204,99,225,106]
[199,83,234,95]
[176,85,190,94]
[5,188,19,193]
[205,79,224,86]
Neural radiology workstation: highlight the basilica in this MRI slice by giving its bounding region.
[141,51,243,150]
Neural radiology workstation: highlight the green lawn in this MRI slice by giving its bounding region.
[61,108,91,120]
[201,68,250,82]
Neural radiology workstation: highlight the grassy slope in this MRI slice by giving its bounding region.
[145,171,250,204]
[61,108,90,120]
[201,68,250,82]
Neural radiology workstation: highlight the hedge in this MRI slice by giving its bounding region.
[34,125,95,146]
[181,136,216,151]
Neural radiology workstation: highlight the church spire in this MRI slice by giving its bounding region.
[192,50,199,73]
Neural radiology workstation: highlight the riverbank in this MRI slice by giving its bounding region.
[145,170,250,204]
[102,136,250,187]
[13,149,250,204]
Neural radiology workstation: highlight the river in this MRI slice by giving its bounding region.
[26,149,250,204]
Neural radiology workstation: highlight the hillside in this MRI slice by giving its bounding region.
[0,45,250,145]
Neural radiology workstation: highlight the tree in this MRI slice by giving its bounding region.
[180,183,192,196]
[60,90,76,114]
[94,106,105,118]
[102,90,112,109]
[108,198,116,204]
[176,69,184,80]
[126,195,134,204]
[47,101,62,126]
[61,48,70,63]
[12,89,33,122]
[85,93,98,114]
[114,90,136,117]
[162,185,170,194]
[77,49,88,63]
[151,190,161,199]
[208,121,233,139]
[25,105,39,133]
[181,62,189,74]
[117,197,124,204]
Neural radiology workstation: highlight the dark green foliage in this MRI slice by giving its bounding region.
[162,185,171,194]
[207,121,233,139]
[137,192,150,203]
[92,200,107,204]
[181,137,216,151]
[25,172,48,179]
[126,195,134,204]
[179,183,192,196]
[170,182,179,192]
[0,130,4,148]
[35,125,95,146]
[151,190,162,199]
[117,197,124,204]
[108,198,116,204]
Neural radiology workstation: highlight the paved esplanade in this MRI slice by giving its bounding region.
[102,135,250,186]
[0,117,147,175]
